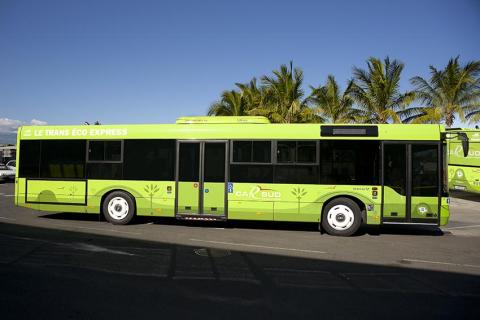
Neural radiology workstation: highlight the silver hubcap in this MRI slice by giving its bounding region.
[327,204,355,231]
[107,197,129,220]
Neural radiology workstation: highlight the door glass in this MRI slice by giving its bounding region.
[204,143,226,182]
[203,143,226,215]
[177,143,200,214]
[410,144,439,220]
[411,145,438,197]
[384,144,406,195]
[179,143,199,182]
[383,144,407,219]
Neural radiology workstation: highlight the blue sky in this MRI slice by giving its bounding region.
[0,0,479,137]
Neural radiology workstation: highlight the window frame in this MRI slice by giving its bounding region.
[274,140,319,165]
[230,140,274,164]
[86,140,124,163]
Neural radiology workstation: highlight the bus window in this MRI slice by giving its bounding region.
[19,140,41,178]
[412,145,438,197]
[320,140,379,185]
[40,140,86,179]
[384,144,406,195]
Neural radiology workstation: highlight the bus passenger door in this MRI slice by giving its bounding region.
[382,142,440,224]
[176,141,228,218]
[382,143,408,221]
[176,142,201,214]
[409,144,440,223]
[202,142,228,216]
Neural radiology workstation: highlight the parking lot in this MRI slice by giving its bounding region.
[0,182,479,319]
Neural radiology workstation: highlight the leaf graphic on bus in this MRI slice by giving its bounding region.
[68,185,78,199]
[291,187,307,214]
[144,184,160,196]
[144,184,160,215]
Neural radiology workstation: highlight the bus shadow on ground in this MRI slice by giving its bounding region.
[0,222,477,319]
[450,190,480,203]
[40,212,444,237]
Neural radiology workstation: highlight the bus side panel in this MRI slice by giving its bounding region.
[203,182,226,216]
[440,197,450,226]
[26,180,87,204]
[227,183,381,224]
[86,180,176,217]
[228,201,274,220]
[448,139,480,193]
[410,196,440,220]
[274,201,321,222]
[449,165,480,193]
[177,181,200,214]
[15,178,85,213]
[16,178,41,211]
[382,186,407,219]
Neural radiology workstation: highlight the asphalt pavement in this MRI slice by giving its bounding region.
[0,182,479,319]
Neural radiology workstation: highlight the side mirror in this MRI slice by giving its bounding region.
[442,131,469,157]
[458,132,469,157]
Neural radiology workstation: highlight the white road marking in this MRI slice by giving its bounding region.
[401,258,480,269]
[0,216,16,221]
[71,243,136,256]
[2,194,15,197]
[445,224,480,230]
[48,222,142,235]
[189,238,327,254]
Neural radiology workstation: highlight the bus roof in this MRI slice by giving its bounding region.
[17,120,444,141]
[176,116,270,124]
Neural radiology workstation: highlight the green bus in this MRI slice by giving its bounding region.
[448,129,480,193]
[14,117,465,236]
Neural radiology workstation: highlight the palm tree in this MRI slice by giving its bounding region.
[308,75,358,123]
[251,62,319,123]
[408,57,480,127]
[235,78,265,111]
[349,57,415,123]
[207,90,250,116]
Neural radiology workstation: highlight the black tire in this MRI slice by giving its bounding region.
[321,197,362,236]
[102,191,136,225]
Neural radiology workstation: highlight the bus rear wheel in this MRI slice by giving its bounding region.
[103,191,136,225]
[321,198,361,236]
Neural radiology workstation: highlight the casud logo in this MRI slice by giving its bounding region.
[451,146,480,158]
[235,185,281,199]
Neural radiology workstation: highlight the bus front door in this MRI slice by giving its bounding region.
[176,141,228,218]
[382,142,440,224]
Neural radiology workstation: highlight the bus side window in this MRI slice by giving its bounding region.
[383,144,406,195]
[19,140,41,178]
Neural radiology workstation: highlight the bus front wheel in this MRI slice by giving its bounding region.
[321,198,361,236]
[103,191,136,225]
